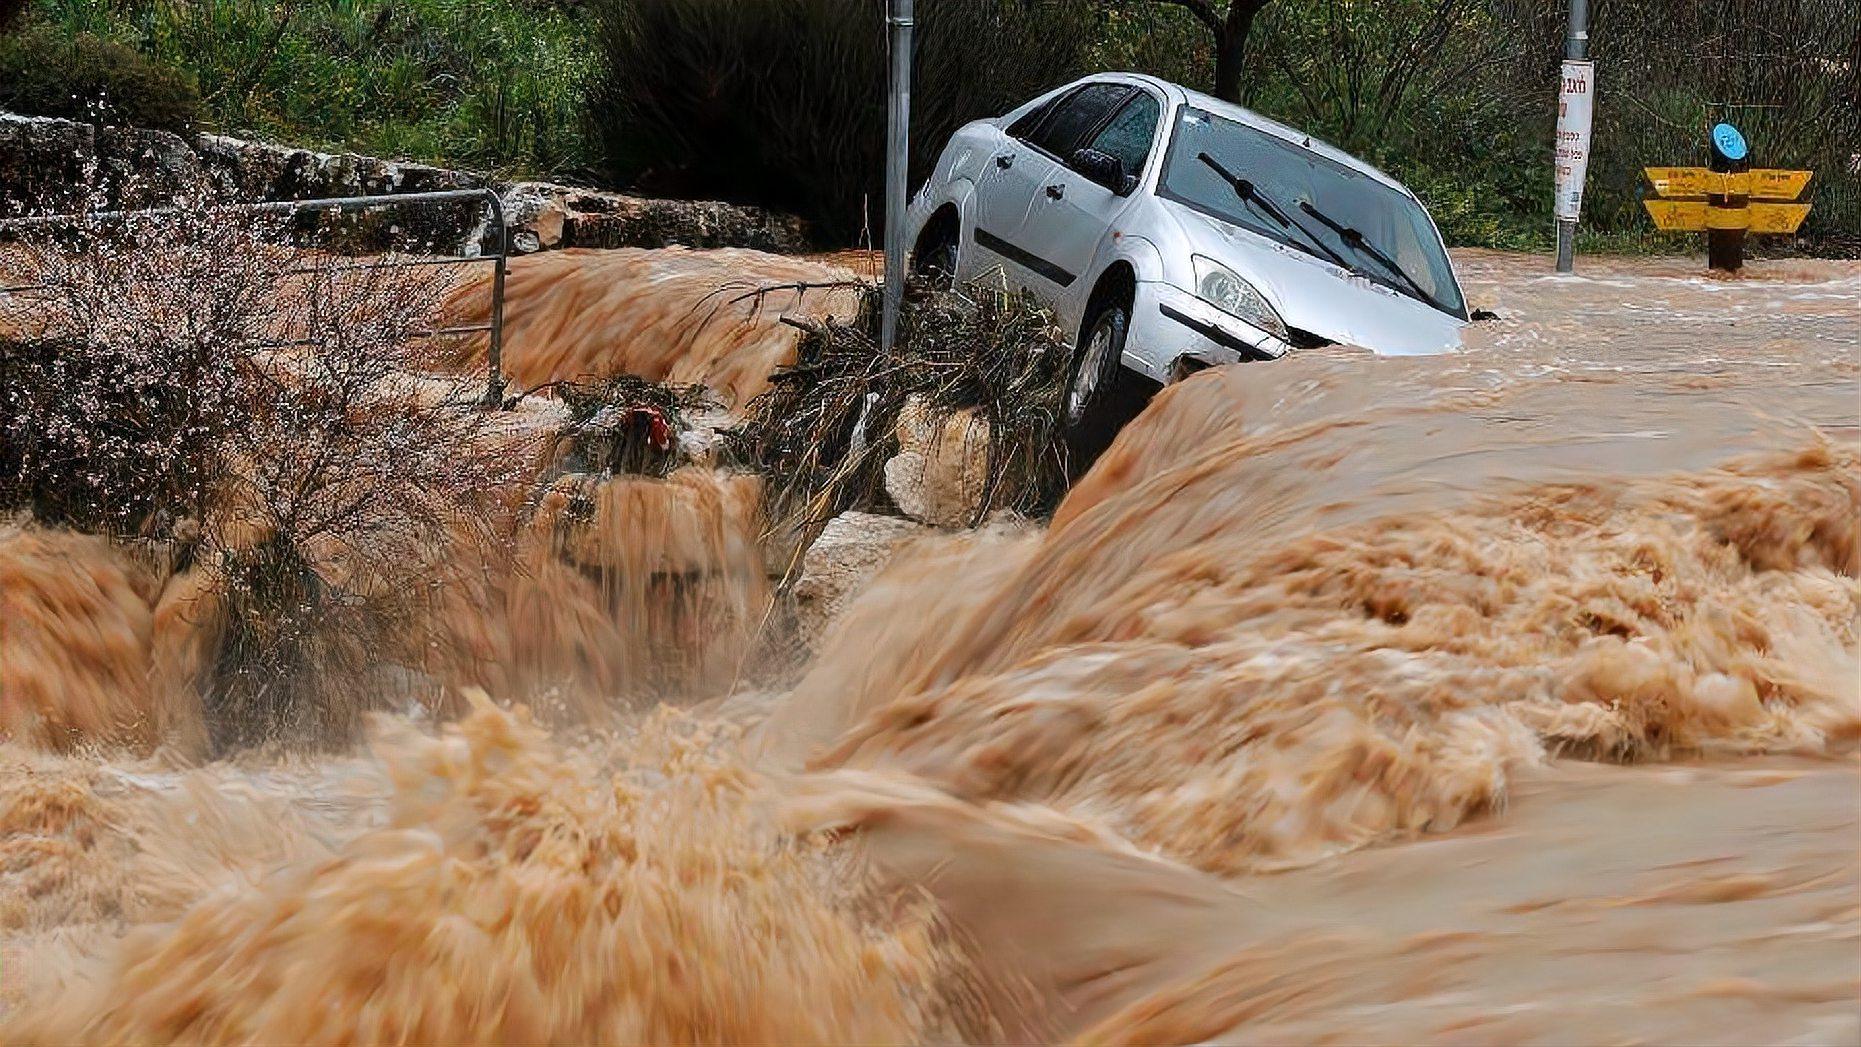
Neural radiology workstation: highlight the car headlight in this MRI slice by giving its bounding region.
[1192,255,1287,340]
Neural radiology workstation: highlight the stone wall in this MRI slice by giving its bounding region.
[0,112,811,256]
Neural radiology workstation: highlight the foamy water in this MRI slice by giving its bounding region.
[4,250,1857,1044]
[438,247,863,410]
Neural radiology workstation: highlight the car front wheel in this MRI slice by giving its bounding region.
[1063,302,1151,475]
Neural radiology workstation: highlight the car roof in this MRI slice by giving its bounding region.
[1067,73,1412,196]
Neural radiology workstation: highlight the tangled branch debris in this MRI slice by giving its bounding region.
[550,375,713,478]
[733,276,1074,560]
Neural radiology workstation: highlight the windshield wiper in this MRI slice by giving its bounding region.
[1295,199,1451,315]
[1195,152,1352,271]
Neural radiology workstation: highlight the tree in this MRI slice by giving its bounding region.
[588,0,1099,242]
[1253,0,1501,149]
[1129,0,1277,102]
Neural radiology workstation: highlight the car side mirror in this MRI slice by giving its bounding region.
[1071,148,1135,195]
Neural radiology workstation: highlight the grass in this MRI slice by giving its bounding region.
[23,0,594,179]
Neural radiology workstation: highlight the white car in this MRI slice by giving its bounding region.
[906,73,1470,451]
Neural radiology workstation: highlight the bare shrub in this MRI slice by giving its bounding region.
[0,197,519,750]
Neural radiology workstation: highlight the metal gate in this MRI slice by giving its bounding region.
[0,187,511,406]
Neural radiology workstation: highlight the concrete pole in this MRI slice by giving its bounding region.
[880,0,914,354]
[1554,0,1589,274]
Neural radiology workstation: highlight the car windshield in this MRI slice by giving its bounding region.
[1158,107,1465,319]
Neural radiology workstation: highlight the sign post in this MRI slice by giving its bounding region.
[1553,0,1593,274]
[1706,122,1749,272]
[880,0,914,355]
[1642,124,1812,273]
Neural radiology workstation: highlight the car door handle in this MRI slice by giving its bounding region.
[994,153,1014,169]
[1045,183,1065,200]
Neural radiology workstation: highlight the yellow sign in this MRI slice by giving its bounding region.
[1643,167,1813,200]
[1645,199,1708,231]
[1747,202,1812,234]
[1749,169,1812,201]
[1644,167,1716,197]
[1643,199,1813,233]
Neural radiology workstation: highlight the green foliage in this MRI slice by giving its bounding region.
[0,26,200,131]
[1126,0,1857,256]
[588,0,1099,241]
[19,0,592,178]
[8,0,1854,254]
[1087,4,1212,89]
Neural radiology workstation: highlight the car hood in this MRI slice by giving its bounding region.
[1163,201,1464,356]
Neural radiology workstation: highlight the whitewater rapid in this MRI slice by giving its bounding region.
[4,249,1856,1044]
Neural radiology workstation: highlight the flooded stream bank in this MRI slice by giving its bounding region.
[4,249,1856,1044]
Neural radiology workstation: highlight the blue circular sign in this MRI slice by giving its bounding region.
[1711,122,1748,162]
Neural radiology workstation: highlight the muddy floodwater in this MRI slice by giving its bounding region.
[4,249,1857,1044]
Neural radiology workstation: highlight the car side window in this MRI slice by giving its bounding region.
[1082,92,1161,178]
[1024,83,1132,159]
[1006,95,1060,142]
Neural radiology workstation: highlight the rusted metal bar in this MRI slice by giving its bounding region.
[482,190,509,409]
[0,188,497,229]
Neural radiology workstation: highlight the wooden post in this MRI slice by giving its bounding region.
[1707,122,1748,273]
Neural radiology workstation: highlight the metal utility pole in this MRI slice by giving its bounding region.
[881,0,914,354]
[1553,0,1593,273]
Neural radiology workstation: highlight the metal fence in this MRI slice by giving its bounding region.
[0,188,511,405]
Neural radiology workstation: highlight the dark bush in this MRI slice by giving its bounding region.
[0,27,200,132]
[589,0,1099,242]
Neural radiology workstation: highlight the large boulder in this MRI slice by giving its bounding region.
[792,511,934,649]
[883,396,992,528]
[497,181,809,255]
[0,113,197,212]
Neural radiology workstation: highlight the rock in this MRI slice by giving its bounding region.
[94,124,200,208]
[193,133,481,202]
[883,396,993,528]
[792,512,934,649]
[533,199,567,249]
[0,113,94,211]
[496,181,809,255]
[1,114,811,255]
[0,114,196,212]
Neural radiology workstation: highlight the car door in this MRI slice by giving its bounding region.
[972,82,1132,290]
[1018,88,1162,304]
[970,100,1059,282]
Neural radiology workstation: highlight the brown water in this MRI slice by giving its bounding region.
[4,250,1858,1044]
[439,246,863,409]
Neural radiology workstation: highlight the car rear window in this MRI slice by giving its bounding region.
[1019,83,1132,159]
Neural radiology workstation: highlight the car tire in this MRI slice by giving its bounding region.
[1062,302,1152,477]
[911,222,959,290]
